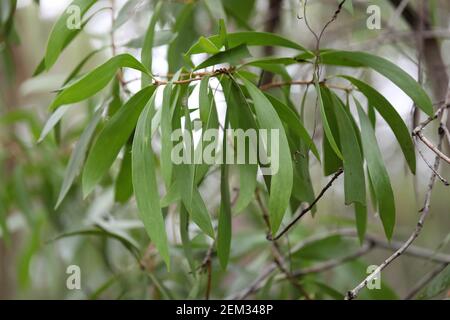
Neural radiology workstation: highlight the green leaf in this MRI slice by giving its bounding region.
[239,75,293,234]
[179,203,196,274]
[332,94,366,206]
[355,99,396,239]
[44,0,97,70]
[317,84,343,160]
[340,75,416,174]
[141,1,162,87]
[114,143,133,203]
[199,76,211,123]
[49,54,150,111]
[82,86,156,197]
[38,105,70,143]
[160,180,215,238]
[55,106,103,208]
[221,78,258,213]
[160,70,182,188]
[217,118,232,269]
[218,19,229,49]
[198,36,220,54]
[354,202,367,244]
[132,92,170,268]
[195,44,251,70]
[187,31,308,55]
[265,93,320,161]
[320,50,433,115]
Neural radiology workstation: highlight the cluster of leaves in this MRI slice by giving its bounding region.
[0,0,444,299]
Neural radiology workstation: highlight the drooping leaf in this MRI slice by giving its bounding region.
[332,94,366,206]
[38,105,70,143]
[355,99,395,239]
[55,106,103,208]
[132,92,170,268]
[239,75,293,234]
[317,84,343,160]
[114,143,133,204]
[340,75,416,174]
[217,117,232,269]
[321,50,433,115]
[265,93,320,161]
[179,203,196,274]
[354,202,367,244]
[222,78,257,213]
[82,86,156,196]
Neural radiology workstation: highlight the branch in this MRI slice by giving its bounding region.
[346,130,445,300]
[413,88,450,165]
[230,227,450,300]
[269,168,343,241]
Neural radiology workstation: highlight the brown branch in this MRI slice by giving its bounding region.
[346,128,445,300]
[413,89,450,165]
[269,168,343,241]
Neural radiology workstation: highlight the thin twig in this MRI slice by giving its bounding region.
[346,130,445,300]
[269,168,343,241]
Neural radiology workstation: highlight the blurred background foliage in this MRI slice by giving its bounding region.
[0,0,449,299]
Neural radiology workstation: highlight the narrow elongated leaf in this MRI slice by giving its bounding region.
[160,180,214,238]
[332,94,366,206]
[160,84,173,188]
[132,93,170,268]
[239,75,293,234]
[49,54,150,111]
[114,143,133,203]
[82,86,156,196]
[187,32,308,55]
[195,44,251,70]
[222,78,257,213]
[321,50,433,115]
[317,84,343,160]
[265,93,320,160]
[44,0,97,70]
[354,202,367,244]
[217,119,232,269]
[55,107,103,208]
[199,76,211,123]
[141,1,162,87]
[340,75,416,174]
[179,203,196,274]
[38,105,70,143]
[356,99,396,239]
